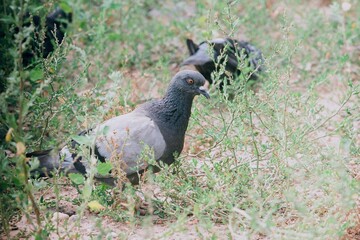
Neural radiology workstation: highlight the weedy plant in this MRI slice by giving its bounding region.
[143,1,360,239]
[1,0,359,239]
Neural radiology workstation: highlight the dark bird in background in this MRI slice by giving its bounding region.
[0,7,71,92]
[181,38,264,90]
[27,70,210,185]
[0,7,72,139]
[42,8,72,58]
[22,7,72,66]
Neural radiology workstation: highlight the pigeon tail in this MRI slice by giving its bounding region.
[27,147,77,177]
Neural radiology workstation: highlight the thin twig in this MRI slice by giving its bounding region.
[21,156,42,234]
[302,92,353,137]
[185,108,236,158]
[249,111,261,174]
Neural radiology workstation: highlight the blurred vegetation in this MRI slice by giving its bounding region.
[0,0,359,239]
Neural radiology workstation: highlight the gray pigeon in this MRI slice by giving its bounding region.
[182,38,264,90]
[28,70,210,185]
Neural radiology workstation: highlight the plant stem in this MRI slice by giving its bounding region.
[17,0,25,135]
[21,156,42,234]
[249,111,261,174]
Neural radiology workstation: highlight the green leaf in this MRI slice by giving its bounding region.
[82,184,92,199]
[29,157,40,171]
[102,126,110,135]
[68,173,85,185]
[108,33,121,41]
[340,54,349,63]
[88,200,105,212]
[75,116,85,122]
[97,162,112,176]
[59,2,72,13]
[72,135,94,146]
[29,67,44,82]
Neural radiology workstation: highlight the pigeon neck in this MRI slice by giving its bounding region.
[160,88,194,133]
[142,87,195,166]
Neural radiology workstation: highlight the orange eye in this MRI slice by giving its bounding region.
[187,78,194,85]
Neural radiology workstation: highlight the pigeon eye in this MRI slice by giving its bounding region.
[187,79,194,85]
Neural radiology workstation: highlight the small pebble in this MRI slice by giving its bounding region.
[51,212,69,223]
[68,214,79,222]
[342,2,351,12]
[106,232,118,239]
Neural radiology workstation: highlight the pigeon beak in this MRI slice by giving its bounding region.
[181,52,212,66]
[198,86,210,99]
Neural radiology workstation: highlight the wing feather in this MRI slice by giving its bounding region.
[92,109,166,175]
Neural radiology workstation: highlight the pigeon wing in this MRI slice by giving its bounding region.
[93,109,166,176]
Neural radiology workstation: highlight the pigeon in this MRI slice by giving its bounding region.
[42,8,72,58]
[27,70,210,185]
[181,38,264,90]
[22,7,72,66]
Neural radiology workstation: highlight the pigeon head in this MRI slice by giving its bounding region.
[181,40,212,66]
[168,70,210,99]
[181,39,230,82]
[182,38,228,66]
[182,38,264,88]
